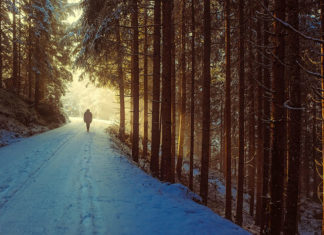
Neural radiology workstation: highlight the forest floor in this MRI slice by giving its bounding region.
[0,118,249,235]
[0,88,67,147]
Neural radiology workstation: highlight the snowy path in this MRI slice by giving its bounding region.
[0,118,249,235]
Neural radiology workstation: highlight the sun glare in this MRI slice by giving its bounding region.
[61,0,119,122]
[64,0,82,24]
[62,70,119,121]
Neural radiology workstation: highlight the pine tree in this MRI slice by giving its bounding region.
[320,0,324,232]
[247,0,256,217]
[200,0,210,206]
[285,0,301,233]
[161,0,173,182]
[260,1,271,233]
[150,0,161,177]
[143,2,148,159]
[170,0,176,183]
[0,0,3,88]
[176,0,187,180]
[116,20,125,141]
[224,0,232,220]
[270,0,286,233]
[131,0,139,163]
[235,0,245,225]
[189,0,195,191]
[255,12,263,227]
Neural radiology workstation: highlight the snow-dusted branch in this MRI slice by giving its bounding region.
[256,0,324,44]
[283,100,305,111]
[297,61,323,78]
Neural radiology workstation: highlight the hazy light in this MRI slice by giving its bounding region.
[61,0,119,122]
[62,70,119,121]
[64,0,82,24]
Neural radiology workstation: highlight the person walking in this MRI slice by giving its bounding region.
[83,109,93,132]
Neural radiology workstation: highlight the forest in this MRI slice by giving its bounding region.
[0,0,323,234]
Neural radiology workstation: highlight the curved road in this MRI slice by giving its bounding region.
[0,118,249,235]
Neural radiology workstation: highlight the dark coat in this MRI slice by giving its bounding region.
[84,110,93,123]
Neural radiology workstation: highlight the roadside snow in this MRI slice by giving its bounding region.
[0,130,23,146]
[0,118,249,235]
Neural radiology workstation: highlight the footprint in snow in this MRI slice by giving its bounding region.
[0,185,9,193]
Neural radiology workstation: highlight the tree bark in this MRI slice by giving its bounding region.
[176,0,187,180]
[200,0,211,206]
[28,0,33,100]
[312,105,318,200]
[34,36,40,108]
[255,17,263,227]
[0,0,2,89]
[224,0,232,219]
[161,0,173,182]
[131,0,139,163]
[17,0,21,95]
[12,0,18,93]
[260,0,271,232]
[170,0,176,183]
[150,0,161,177]
[235,0,245,226]
[189,0,195,191]
[270,0,286,233]
[247,0,256,217]
[320,0,324,233]
[116,20,125,141]
[284,0,300,234]
[143,4,148,158]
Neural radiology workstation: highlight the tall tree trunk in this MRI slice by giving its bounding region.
[34,36,40,108]
[200,0,211,206]
[220,101,225,178]
[224,0,232,220]
[303,114,310,199]
[161,0,173,182]
[260,0,270,232]
[255,17,263,227]
[130,96,133,136]
[28,1,33,100]
[116,20,125,141]
[176,0,187,180]
[189,0,195,191]
[284,0,300,234]
[12,0,18,93]
[247,0,255,217]
[0,0,2,89]
[150,0,161,177]
[170,0,176,183]
[320,0,324,233]
[235,0,245,226]
[131,0,139,163]
[312,104,318,200]
[270,0,286,233]
[17,0,21,95]
[143,4,148,158]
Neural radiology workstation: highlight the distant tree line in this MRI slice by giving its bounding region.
[78,0,324,234]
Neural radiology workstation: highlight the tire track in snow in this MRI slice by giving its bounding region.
[77,132,97,235]
[0,132,77,210]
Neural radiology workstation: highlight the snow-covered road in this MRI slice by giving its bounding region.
[0,118,249,235]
